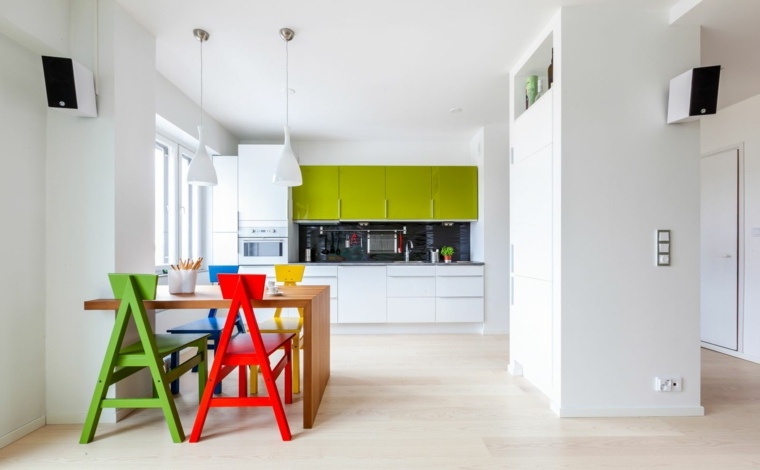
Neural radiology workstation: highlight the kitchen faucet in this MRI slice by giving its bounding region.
[405,240,414,262]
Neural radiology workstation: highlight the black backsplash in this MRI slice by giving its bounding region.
[298,222,470,263]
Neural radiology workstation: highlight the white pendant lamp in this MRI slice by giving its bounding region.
[187,28,217,186]
[273,27,302,187]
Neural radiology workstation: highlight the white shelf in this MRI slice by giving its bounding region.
[513,32,553,120]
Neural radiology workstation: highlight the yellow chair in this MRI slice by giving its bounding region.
[251,264,305,394]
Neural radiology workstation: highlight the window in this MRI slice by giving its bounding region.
[155,134,203,270]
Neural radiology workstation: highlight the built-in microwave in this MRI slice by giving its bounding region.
[238,224,288,265]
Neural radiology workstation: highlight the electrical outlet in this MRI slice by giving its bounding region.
[671,377,682,392]
[655,377,672,392]
[655,377,683,392]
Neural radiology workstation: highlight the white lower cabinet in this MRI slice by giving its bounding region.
[337,266,387,323]
[242,263,484,325]
[435,265,485,322]
[387,265,436,322]
[302,265,338,323]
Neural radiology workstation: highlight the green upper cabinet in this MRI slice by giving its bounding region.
[292,166,340,220]
[432,166,478,220]
[293,165,478,221]
[339,166,386,219]
[386,166,432,220]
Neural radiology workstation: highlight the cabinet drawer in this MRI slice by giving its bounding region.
[387,276,435,297]
[435,265,483,277]
[303,265,338,277]
[436,276,483,297]
[387,298,436,323]
[387,265,437,277]
[436,297,484,322]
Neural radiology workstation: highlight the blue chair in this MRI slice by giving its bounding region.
[167,265,243,394]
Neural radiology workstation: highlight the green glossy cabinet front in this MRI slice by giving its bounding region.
[339,166,386,219]
[293,165,478,221]
[432,166,478,220]
[386,166,432,219]
[292,166,340,220]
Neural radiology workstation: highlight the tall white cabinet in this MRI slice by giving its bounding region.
[211,155,239,265]
[237,145,287,223]
[508,8,703,418]
[211,145,288,265]
[509,32,556,398]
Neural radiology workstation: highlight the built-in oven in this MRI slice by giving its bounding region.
[238,223,288,265]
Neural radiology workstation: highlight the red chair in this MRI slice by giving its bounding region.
[189,274,295,442]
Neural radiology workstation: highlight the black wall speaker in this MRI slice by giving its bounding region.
[41,56,97,117]
[667,65,721,124]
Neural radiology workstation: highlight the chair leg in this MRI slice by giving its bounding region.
[170,352,180,394]
[292,335,301,394]
[196,342,208,404]
[149,359,186,443]
[239,364,248,397]
[79,368,112,444]
[235,313,245,334]
[211,337,222,395]
[80,300,131,444]
[250,365,259,395]
[260,349,291,441]
[190,344,225,443]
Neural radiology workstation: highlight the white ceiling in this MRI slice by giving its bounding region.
[117,0,755,143]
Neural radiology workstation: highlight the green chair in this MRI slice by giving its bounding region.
[80,274,209,444]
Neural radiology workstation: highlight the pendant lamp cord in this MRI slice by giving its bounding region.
[199,34,204,129]
[285,38,289,128]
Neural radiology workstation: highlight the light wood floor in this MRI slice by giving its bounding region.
[1,335,760,469]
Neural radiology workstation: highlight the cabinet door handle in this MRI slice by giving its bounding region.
[338,199,341,217]
[431,200,434,218]
[385,199,388,218]
[510,277,515,306]
[510,244,514,274]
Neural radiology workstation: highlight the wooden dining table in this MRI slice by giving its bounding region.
[84,283,331,429]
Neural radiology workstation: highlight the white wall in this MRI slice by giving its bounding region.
[156,72,238,156]
[557,6,702,415]
[0,0,241,437]
[701,94,760,359]
[45,0,157,424]
[0,0,70,56]
[0,29,48,448]
[294,140,471,166]
[471,125,510,334]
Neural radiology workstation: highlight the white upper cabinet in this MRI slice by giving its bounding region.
[238,145,288,222]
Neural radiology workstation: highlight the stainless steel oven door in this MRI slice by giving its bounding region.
[238,237,288,265]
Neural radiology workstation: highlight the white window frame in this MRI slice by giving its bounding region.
[155,133,203,273]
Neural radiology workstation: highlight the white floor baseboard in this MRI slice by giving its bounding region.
[0,416,45,450]
[551,404,705,418]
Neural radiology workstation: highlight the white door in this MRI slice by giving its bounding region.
[700,148,739,350]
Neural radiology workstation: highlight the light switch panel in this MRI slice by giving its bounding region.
[656,230,671,266]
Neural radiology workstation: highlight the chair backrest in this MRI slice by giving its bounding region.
[208,265,239,284]
[217,274,266,301]
[274,264,305,285]
[108,273,158,300]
